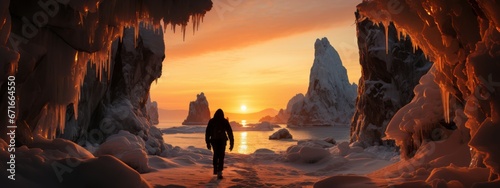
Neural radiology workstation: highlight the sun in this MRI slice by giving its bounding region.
[240,105,247,112]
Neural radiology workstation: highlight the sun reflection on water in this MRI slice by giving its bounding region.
[237,131,248,154]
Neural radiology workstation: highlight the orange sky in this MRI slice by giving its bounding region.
[150,0,362,113]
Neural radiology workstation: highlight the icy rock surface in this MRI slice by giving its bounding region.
[288,38,357,127]
[0,0,211,186]
[182,92,211,125]
[0,0,212,144]
[269,128,293,140]
[354,0,500,184]
[350,13,432,146]
[61,25,167,155]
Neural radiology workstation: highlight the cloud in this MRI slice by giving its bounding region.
[164,0,360,60]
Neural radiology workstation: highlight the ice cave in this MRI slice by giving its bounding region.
[1,0,500,187]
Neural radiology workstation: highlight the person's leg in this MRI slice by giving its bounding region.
[218,142,226,172]
[211,142,219,174]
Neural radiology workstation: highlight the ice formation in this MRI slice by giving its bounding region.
[0,0,212,186]
[350,12,432,147]
[331,0,500,186]
[288,38,357,127]
[0,0,212,142]
[182,92,211,125]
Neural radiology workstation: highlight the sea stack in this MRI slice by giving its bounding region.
[288,37,357,127]
[182,92,211,125]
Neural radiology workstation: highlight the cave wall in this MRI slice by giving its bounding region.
[0,0,212,148]
[350,12,432,146]
[357,0,500,180]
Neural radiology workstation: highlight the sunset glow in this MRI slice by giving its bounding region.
[150,0,362,113]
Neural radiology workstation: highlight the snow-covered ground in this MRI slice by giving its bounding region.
[141,139,399,187]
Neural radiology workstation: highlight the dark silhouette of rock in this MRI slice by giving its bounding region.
[182,92,211,125]
[269,128,293,140]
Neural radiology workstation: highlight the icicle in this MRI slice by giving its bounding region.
[384,21,390,55]
[441,87,450,123]
[134,26,139,48]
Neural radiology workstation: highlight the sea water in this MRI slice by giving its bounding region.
[158,122,350,154]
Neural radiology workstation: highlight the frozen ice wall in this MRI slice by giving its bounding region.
[357,0,500,182]
[62,25,167,155]
[350,12,432,147]
[0,0,212,144]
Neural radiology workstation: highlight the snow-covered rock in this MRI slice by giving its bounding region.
[288,38,357,127]
[95,131,151,173]
[59,24,168,155]
[269,128,293,140]
[285,144,330,163]
[297,139,335,148]
[182,92,211,125]
[350,12,432,146]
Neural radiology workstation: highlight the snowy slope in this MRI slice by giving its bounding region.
[288,38,357,127]
[350,12,432,147]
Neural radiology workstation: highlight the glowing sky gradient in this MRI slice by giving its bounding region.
[150,0,362,113]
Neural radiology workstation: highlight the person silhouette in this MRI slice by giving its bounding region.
[205,109,234,179]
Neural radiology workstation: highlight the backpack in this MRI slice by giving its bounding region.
[211,120,227,140]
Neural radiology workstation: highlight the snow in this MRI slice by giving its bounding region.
[0,137,151,188]
[288,37,357,126]
[140,138,399,187]
[94,130,151,173]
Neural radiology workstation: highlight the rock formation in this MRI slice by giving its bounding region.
[269,128,293,140]
[349,12,432,146]
[62,25,167,155]
[182,92,211,125]
[288,38,357,127]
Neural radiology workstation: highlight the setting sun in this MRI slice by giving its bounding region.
[240,105,247,112]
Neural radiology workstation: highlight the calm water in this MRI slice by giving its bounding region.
[158,121,350,154]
